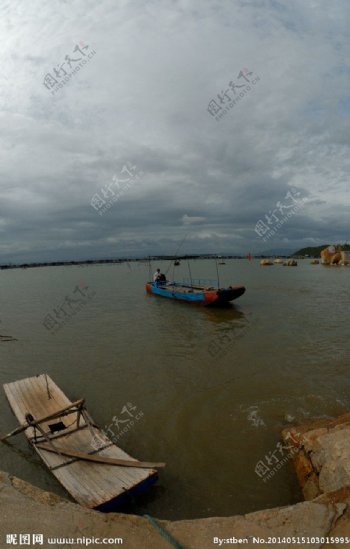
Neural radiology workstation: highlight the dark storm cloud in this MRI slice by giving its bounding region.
[0,0,349,262]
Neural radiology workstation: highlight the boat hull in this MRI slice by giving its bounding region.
[146,282,245,306]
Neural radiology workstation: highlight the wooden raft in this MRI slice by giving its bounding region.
[3,374,158,510]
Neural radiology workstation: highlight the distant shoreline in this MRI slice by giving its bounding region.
[0,254,300,270]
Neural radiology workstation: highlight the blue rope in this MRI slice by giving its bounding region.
[144,514,183,549]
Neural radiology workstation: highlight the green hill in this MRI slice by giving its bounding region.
[293,244,350,257]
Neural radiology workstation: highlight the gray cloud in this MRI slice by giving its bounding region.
[0,0,349,262]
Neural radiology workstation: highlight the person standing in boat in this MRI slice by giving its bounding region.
[153,268,161,282]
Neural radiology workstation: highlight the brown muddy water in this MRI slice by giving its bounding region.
[0,259,349,519]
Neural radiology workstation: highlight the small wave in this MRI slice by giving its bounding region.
[246,406,266,428]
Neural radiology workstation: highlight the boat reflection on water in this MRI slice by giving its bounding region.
[146,290,250,359]
[201,303,250,356]
[202,302,247,325]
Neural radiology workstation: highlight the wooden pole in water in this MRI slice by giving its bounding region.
[187,260,193,287]
[215,258,220,288]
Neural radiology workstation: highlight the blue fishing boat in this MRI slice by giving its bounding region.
[146,279,245,306]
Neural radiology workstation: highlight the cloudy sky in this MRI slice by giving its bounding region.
[0,0,349,262]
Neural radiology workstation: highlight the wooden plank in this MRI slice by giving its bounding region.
[50,441,114,470]
[36,443,165,468]
[31,423,89,442]
[1,399,85,440]
[51,432,153,504]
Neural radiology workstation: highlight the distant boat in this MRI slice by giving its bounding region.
[2,374,164,511]
[218,261,226,265]
[146,280,245,306]
[174,260,180,266]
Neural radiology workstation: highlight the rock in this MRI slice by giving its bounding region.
[340,251,350,266]
[330,252,342,265]
[321,244,343,265]
[283,412,350,502]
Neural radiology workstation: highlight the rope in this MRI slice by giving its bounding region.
[165,233,188,276]
[144,514,183,549]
